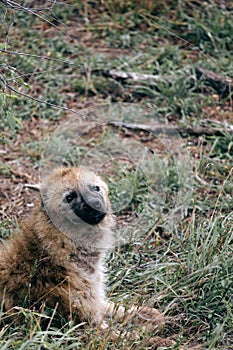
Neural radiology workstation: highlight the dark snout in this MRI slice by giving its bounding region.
[72,193,106,225]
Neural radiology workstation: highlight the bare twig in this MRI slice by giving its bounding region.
[0,49,81,68]
[0,0,68,36]
[0,0,56,11]
[0,73,81,116]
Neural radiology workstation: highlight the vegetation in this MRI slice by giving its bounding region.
[0,0,232,348]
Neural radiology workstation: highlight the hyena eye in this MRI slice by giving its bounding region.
[92,185,100,192]
[64,191,77,203]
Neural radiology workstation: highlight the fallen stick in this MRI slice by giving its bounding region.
[107,121,232,137]
[196,67,233,97]
[92,68,233,97]
[91,69,169,83]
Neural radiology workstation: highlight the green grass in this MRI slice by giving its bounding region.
[0,0,233,348]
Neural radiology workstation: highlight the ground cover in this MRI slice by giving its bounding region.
[0,1,232,348]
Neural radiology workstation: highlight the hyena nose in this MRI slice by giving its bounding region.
[83,196,105,213]
[72,195,107,225]
[74,195,106,225]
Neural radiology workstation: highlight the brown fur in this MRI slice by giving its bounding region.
[0,167,164,331]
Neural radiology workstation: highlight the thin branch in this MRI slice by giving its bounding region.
[0,74,81,116]
[0,0,55,11]
[0,49,81,68]
[5,67,63,82]
[0,0,68,36]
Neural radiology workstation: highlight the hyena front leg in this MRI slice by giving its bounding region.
[104,301,165,332]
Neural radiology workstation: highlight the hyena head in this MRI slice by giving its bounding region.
[27,168,114,241]
[41,167,111,225]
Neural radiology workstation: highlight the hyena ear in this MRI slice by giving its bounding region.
[25,183,41,192]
